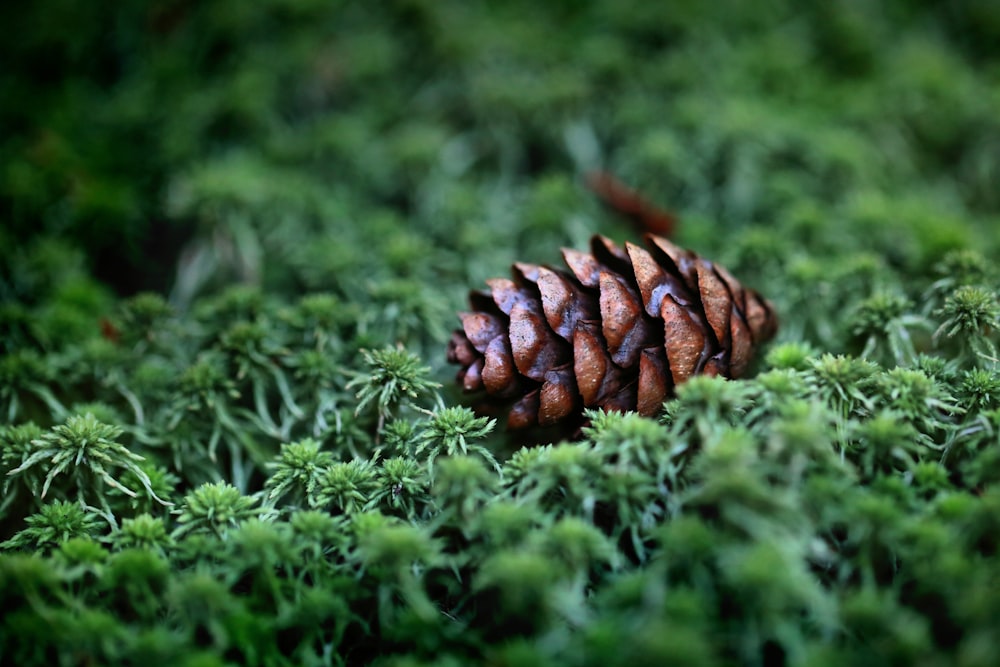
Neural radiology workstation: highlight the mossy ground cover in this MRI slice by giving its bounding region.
[2,1,1000,665]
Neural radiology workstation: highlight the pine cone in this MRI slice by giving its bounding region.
[447,233,778,429]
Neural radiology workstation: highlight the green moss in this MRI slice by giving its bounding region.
[3,0,1000,664]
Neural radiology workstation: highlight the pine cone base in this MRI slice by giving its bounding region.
[448,233,777,429]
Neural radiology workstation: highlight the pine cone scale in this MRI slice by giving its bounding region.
[659,294,707,385]
[508,391,540,430]
[538,267,596,341]
[462,357,484,391]
[508,301,570,380]
[697,264,732,348]
[573,320,627,406]
[746,296,777,345]
[561,248,603,287]
[571,322,604,404]
[626,241,674,318]
[449,232,778,428]
[637,347,671,416]
[447,330,478,366]
[485,278,526,315]
[540,366,577,424]
[598,270,651,367]
[653,236,702,291]
[460,312,504,353]
[482,336,517,395]
[728,311,753,377]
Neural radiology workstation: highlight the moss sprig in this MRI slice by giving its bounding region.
[413,406,498,475]
[262,437,334,510]
[348,346,442,439]
[849,292,931,367]
[2,500,104,553]
[171,481,260,540]
[6,413,171,525]
[933,285,1000,365]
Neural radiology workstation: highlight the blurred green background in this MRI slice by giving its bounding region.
[3,0,998,354]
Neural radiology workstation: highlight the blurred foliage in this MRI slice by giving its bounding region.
[2,0,1000,664]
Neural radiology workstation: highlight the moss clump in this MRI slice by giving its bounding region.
[3,0,1000,664]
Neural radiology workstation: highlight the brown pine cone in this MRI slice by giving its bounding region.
[447,233,778,429]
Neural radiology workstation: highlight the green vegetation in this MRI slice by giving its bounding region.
[2,0,1000,664]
